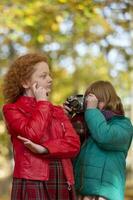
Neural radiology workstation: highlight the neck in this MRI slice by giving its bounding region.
[24,89,34,97]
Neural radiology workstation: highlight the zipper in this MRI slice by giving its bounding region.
[61,122,65,132]
[67,181,72,191]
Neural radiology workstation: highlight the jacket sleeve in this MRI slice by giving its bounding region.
[3,101,52,143]
[85,108,133,151]
[42,115,80,159]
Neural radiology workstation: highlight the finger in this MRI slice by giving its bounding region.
[88,93,95,97]
[85,95,93,100]
[86,96,93,101]
[64,105,72,112]
[90,94,98,101]
[64,101,69,104]
[17,136,29,142]
[87,95,97,101]
[87,93,98,100]
[32,82,38,92]
[24,141,31,145]
[38,86,44,91]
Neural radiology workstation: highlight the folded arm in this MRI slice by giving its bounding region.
[3,101,52,144]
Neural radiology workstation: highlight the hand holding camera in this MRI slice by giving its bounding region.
[64,93,99,115]
[64,94,88,144]
[64,94,84,115]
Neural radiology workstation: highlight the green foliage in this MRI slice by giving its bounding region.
[0,0,132,151]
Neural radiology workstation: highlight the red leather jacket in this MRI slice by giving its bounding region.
[3,96,80,185]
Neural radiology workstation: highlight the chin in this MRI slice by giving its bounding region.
[46,88,51,93]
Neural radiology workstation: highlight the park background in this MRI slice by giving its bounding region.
[0,0,133,199]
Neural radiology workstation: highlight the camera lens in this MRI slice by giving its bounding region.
[66,94,84,114]
[71,99,80,111]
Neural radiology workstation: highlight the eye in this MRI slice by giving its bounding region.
[40,74,47,78]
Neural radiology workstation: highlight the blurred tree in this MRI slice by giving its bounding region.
[0,0,132,95]
[0,0,132,157]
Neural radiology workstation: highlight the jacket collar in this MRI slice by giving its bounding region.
[16,96,37,112]
[17,95,36,104]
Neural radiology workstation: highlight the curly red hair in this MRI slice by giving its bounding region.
[3,53,48,103]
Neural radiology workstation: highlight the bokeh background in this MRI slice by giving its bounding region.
[0,0,133,199]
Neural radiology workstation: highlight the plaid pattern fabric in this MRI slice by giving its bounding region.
[11,160,76,200]
[71,113,88,145]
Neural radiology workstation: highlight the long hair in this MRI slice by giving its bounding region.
[3,53,48,103]
[84,80,124,115]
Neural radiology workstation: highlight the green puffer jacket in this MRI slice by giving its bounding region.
[74,108,133,200]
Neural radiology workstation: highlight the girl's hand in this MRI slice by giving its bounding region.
[62,103,72,114]
[17,136,48,154]
[32,83,48,101]
[85,93,98,109]
[62,102,72,118]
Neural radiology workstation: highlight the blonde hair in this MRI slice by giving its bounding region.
[85,80,124,115]
[3,53,48,103]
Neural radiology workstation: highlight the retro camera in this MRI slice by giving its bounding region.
[66,94,84,114]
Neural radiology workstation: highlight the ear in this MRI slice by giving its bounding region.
[21,80,30,89]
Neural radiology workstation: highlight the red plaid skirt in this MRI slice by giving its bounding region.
[11,160,77,200]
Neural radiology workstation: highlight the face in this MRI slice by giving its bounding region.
[98,101,105,110]
[23,61,52,96]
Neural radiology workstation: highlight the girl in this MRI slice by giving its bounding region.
[74,80,133,200]
[2,53,80,200]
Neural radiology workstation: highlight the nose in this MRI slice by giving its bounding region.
[48,75,52,82]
